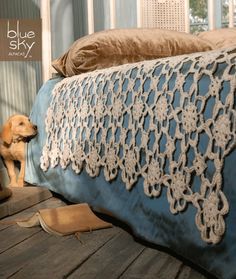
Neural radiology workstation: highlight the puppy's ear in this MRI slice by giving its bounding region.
[1,121,12,144]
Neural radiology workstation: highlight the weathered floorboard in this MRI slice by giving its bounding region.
[0,194,209,279]
[177,265,207,279]
[67,229,145,279]
[0,196,65,231]
[0,230,52,278]
[0,224,41,254]
[0,186,52,219]
[119,246,183,279]
[2,228,119,279]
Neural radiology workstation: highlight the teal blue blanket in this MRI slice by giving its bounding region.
[26,47,236,279]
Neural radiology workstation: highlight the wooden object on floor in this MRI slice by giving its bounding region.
[0,186,52,219]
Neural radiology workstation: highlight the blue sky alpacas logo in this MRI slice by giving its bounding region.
[0,19,42,61]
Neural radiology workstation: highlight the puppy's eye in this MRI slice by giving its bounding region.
[19,122,24,126]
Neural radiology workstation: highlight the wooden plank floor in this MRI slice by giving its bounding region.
[0,193,215,279]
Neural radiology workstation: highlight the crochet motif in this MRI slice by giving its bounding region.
[41,47,236,244]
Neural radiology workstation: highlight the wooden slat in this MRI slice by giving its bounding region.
[0,196,65,231]
[120,247,183,279]
[177,265,207,279]
[208,0,215,30]
[109,0,116,29]
[0,231,52,278]
[67,230,145,279]
[40,0,52,82]
[0,224,41,254]
[0,196,65,252]
[136,0,142,28]
[1,196,66,221]
[184,0,190,33]
[0,186,52,219]
[0,194,208,279]
[229,0,235,28]
[87,0,94,34]
[4,228,119,279]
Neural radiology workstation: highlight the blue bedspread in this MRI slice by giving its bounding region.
[26,48,236,279]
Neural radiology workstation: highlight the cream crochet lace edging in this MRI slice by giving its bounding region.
[40,47,236,244]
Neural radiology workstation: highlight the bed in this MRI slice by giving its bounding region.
[25,28,236,279]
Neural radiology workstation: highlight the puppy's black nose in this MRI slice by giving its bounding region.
[33,125,38,131]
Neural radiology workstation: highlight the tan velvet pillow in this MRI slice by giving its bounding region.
[52,28,213,77]
[198,28,236,49]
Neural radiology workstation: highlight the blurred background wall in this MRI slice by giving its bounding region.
[0,0,137,127]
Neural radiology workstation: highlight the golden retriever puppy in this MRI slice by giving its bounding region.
[0,115,37,187]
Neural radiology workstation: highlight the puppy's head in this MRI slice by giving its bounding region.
[1,115,37,145]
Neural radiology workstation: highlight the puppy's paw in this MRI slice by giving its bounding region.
[17,179,25,187]
[9,184,20,187]
[9,180,18,187]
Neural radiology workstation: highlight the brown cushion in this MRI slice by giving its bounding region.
[52,28,213,77]
[198,28,236,49]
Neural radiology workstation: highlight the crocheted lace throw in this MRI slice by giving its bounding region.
[41,47,236,244]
